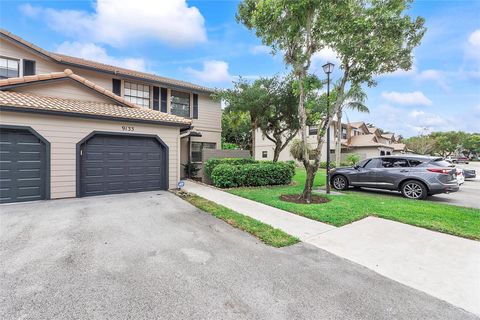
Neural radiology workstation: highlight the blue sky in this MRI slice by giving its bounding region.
[1,0,479,137]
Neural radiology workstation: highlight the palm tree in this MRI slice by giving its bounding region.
[335,84,369,167]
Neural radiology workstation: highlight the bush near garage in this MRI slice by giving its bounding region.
[210,161,296,188]
[204,157,256,180]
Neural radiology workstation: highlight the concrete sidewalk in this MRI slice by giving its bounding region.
[183,181,480,316]
[184,181,336,240]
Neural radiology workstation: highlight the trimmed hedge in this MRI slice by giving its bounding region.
[204,157,256,179]
[211,161,296,188]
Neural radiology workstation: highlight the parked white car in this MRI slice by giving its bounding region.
[456,168,465,185]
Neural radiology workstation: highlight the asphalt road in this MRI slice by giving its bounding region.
[0,192,476,320]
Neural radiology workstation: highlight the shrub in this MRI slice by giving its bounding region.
[222,142,239,150]
[319,161,336,169]
[183,161,200,178]
[211,161,295,188]
[204,157,255,179]
[345,153,361,166]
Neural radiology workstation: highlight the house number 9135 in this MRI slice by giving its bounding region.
[122,126,135,132]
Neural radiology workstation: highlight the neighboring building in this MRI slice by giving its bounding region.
[0,29,221,203]
[255,120,407,162]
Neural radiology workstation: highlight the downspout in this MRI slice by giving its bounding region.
[187,135,192,178]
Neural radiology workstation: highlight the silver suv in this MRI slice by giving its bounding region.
[330,155,459,199]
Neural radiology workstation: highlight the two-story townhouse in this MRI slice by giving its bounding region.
[255,120,406,162]
[0,29,221,203]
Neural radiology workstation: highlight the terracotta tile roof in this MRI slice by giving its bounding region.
[0,91,192,126]
[391,143,407,151]
[348,134,393,149]
[0,69,142,109]
[349,121,366,128]
[381,133,395,140]
[0,28,214,94]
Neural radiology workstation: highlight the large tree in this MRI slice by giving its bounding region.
[430,131,467,157]
[221,109,251,150]
[404,134,436,155]
[214,76,299,160]
[258,76,300,161]
[237,0,425,202]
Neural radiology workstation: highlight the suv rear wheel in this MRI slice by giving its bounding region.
[331,175,349,190]
[401,180,427,200]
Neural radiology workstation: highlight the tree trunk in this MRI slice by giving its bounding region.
[297,71,313,202]
[273,141,281,162]
[302,165,316,203]
[251,121,257,158]
[335,111,342,167]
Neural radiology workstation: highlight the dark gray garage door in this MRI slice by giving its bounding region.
[79,134,167,197]
[0,128,47,203]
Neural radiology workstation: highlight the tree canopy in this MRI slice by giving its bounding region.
[237,0,426,202]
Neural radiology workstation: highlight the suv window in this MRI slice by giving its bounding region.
[408,159,424,167]
[380,158,409,168]
[357,159,369,167]
[364,159,381,168]
[432,159,454,167]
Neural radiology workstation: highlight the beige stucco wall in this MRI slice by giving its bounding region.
[1,37,221,133]
[14,80,114,103]
[254,127,334,162]
[0,111,181,199]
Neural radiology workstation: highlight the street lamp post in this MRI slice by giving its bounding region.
[322,62,334,194]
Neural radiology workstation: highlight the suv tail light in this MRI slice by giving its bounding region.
[427,168,451,174]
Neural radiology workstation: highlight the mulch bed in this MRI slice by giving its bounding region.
[279,194,330,204]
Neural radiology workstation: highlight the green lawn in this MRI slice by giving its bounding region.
[228,168,480,240]
[178,192,299,247]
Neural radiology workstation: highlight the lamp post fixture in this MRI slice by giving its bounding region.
[322,62,334,194]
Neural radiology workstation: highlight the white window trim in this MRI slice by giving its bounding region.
[122,80,152,109]
[0,56,20,78]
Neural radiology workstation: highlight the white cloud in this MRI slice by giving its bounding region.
[416,69,450,92]
[408,110,448,126]
[311,47,339,72]
[56,42,146,71]
[381,91,432,106]
[185,60,232,83]
[250,45,271,55]
[355,104,455,137]
[20,0,207,47]
[468,30,480,48]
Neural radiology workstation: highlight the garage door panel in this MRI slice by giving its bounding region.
[80,134,166,197]
[0,128,47,203]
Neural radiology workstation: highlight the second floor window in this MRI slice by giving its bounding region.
[124,81,150,108]
[308,126,318,136]
[342,128,347,139]
[171,90,191,117]
[0,57,19,79]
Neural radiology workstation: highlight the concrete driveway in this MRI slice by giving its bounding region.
[0,192,476,320]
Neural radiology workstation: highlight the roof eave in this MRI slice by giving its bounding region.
[0,105,191,128]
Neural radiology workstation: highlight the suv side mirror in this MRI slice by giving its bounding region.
[354,164,360,170]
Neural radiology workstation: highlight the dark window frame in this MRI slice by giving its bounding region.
[191,141,216,163]
[262,150,268,158]
[23,59,36,76]
[308,125,318,136]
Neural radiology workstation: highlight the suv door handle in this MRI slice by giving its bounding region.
[400,169,409,172]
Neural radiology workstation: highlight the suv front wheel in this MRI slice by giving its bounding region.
[331,175,349,190]
[401,180,427,200]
